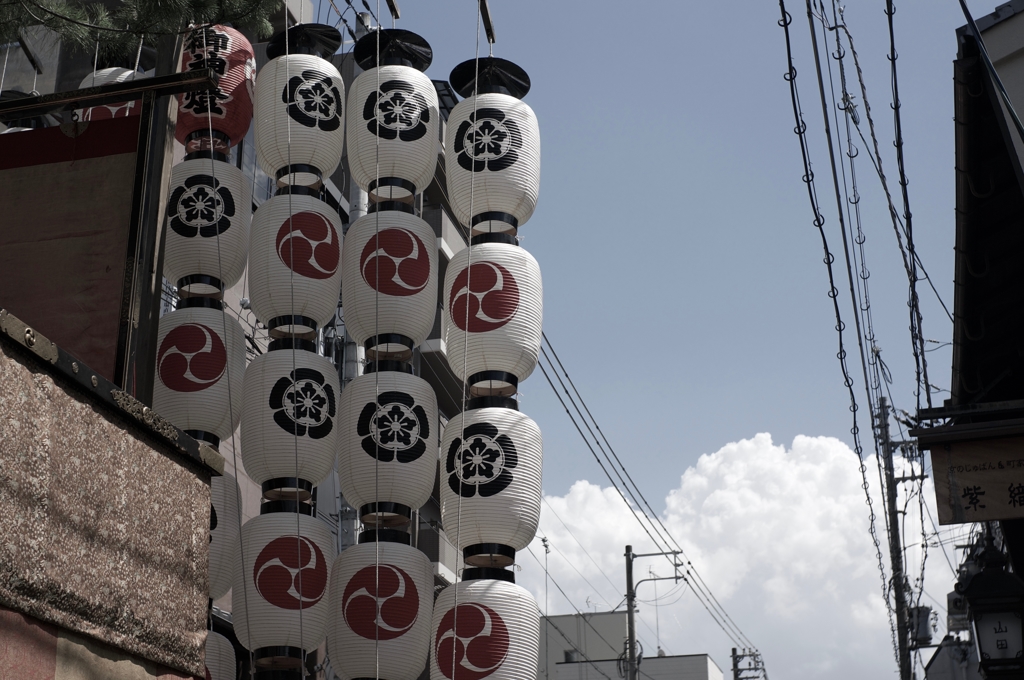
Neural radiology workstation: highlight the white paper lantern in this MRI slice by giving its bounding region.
[248,190,343,335]
[232,503,334,659]
[204,630,235,680]
[78,67,145,120]
[163,155,252,293]
[341,206,437,355]
[346,29,439,200]
[445,58,540,235]
[337,367,437,525]
[152,299,244,446]
[328,534,433,680]
[254,52,345,187]
[240,342,340,492]
[210,472,240,600]
[431,576,539,680]
[440,406,541,567]
[443,236,542,394]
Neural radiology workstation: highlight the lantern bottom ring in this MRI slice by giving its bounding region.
[184,129,232,155]
[367,176,416,201]
[468,370,518,398]
[368,200,416,216]
[184,429,220,449]
[275,164,323,189]
[466,396,519,412]
[470,211,519,236]
[364,334,414,362]
[262,477,314,502]
[462,566,516,584]
[267,315,318,339]
[358,502,412,527]
[364,359,414,375]
[268,337,318,354]
[254,646,304,670]
[470,231,517,247]
[176,274,225,299]
[260,499,314,516]
[358,527,412,545]
[463,543,516,568]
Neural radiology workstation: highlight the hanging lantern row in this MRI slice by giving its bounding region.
[233,23,347,669]
[431,55,544,680]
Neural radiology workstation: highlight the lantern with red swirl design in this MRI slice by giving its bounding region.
[430,572,539,680]
[233,501,334,670]
[445,58,540,237]
[176,25,255,153]
[442,234,542,398]
[328,529,433,680]
[254,25,345,189]
[346,29,439,201]
[152,297,244,448]
[248,189,343,337]
[341,203,437,360]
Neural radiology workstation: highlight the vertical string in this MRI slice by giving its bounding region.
[371,6,382,680]
[0,44,10,93]
[451,5,483,680]
[91,40,99,86]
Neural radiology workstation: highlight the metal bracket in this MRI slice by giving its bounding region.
[0,309,58,364]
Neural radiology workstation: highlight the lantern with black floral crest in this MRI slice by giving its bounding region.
[336,360,438,527]
[430,570,539,680]
[445,58,539,236]
[204,630,235,680]
[254,25,345,189]
[346,29,439,202]
[240,337,341,501]
[232,500,334,673]
[439,399,541,569]
[328,529,434,680]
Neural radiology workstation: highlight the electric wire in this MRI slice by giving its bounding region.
[776,0,895,666]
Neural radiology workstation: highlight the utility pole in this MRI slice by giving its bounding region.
[879,397,913,680]
[731,648,766,679]
[625,545,638,680]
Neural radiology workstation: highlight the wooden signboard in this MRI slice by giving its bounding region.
[932,436,1024,525]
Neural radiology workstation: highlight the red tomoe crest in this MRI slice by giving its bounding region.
[157,323,227,392]
[435,603,510,680]
[342,564,420,640]
[253,536,328,610]
[449,262,520,333]
[276,211,340,280]
[360,228,430,297]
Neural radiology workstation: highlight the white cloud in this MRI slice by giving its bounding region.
[519,433,953,680]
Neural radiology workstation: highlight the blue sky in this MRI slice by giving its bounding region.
[312,1,999,676]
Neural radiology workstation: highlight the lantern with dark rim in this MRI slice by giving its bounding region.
[255,24,346,189]
[347,29,440,202]
[445,57,539,237]
[957,534,1024,677]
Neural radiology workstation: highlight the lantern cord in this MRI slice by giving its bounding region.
[131,35,143,79]
[776,0,896,665]
[372,4,382,678]
[91,40,98,86]
[192,22,258,675]
[280,12,310,673]
[0,44,9,94]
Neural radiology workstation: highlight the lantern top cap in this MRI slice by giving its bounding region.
[266,24,342,60]
[449,57,530,99]
[354,28,432,71]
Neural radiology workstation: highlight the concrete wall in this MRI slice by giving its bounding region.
[540,612,627,680]
[556,654,723,680]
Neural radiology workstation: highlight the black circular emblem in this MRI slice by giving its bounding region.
[167,174,236,238]
[269,368,336,439]
[454,108,521,173]
[283,70,343,131]
[445,422,518,498]
[356,391,430,463]
[362,80,430,142]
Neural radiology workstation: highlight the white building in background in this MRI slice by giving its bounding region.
[539,611,722,680]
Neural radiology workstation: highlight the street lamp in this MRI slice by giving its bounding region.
[957,534,1024,678]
